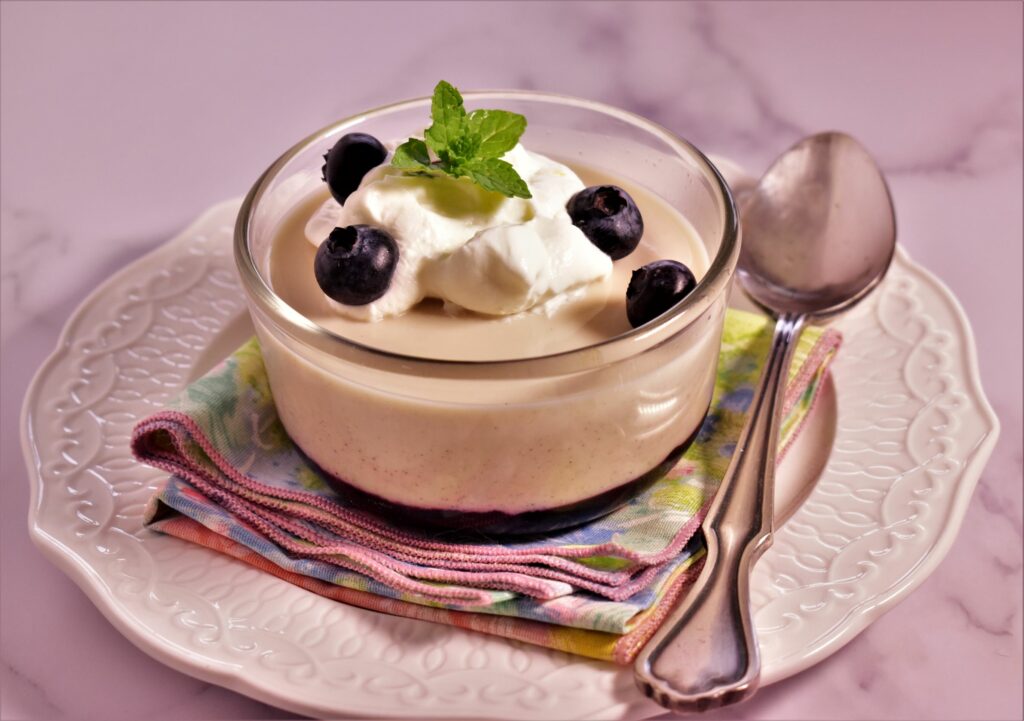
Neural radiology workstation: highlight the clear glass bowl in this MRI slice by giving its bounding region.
[235,91,739,536]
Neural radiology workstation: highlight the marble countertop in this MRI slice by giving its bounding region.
[2,2,1020,719]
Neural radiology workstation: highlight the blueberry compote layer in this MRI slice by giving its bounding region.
[303,419,705,538]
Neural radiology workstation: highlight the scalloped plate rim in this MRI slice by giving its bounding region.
[711,156,1002,684]
[21,177,1000,718]
[761,245,1000,682]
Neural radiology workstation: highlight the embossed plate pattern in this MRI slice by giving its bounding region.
[23,188,998,719]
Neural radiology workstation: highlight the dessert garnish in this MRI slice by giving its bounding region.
[314,225,399,305]
[391,80,532,199]
[566,185,644,259]
[626,260,697,327]
[321,133,388,205]
[307,81,618,321]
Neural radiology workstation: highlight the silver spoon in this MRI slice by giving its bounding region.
[633,132,896,712]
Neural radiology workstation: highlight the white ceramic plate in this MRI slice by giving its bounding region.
[23,175,998,720]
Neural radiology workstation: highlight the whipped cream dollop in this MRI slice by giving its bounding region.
[305,144,612,321]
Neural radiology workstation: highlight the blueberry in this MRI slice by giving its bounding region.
[566,185,644,260]
[626,260,698,328]
[321,133,388,205]
[314,225,399,305]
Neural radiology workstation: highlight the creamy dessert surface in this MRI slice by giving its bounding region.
[271,163,710,361]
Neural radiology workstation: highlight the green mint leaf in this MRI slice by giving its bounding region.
[467,109,527,158]
[391,138,432,169]
[439,157,465,178]
[398,81,532,197]
[462,158,532,199]
[423,80,467,157]
[448,128,481,161]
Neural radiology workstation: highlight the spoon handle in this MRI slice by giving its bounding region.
[634,312,805,713]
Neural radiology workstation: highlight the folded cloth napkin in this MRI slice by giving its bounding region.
[133,308,840,664]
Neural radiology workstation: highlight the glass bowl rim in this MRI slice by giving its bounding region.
[234,89,740,375]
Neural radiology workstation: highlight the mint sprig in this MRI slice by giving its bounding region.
[391,138,431,169]
[391,81,531,199]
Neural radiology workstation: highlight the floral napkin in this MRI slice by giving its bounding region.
[133,308,840,663]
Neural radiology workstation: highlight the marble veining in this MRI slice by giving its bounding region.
[881,91,1023,178]
[1,2,1020,719]
[1,661,64,718]
[947,597,1016,639]
[976,474,1024,538]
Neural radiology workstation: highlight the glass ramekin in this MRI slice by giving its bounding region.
[235,91,739,536]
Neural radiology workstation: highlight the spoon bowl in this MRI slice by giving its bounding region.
[634,132,897,712]
[739,132,896,316]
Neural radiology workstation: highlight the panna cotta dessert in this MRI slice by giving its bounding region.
[235,83,739,534]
